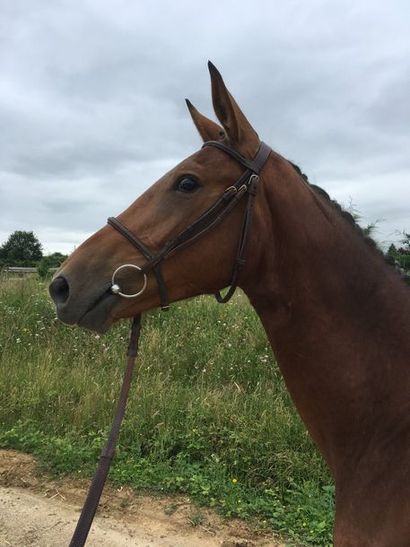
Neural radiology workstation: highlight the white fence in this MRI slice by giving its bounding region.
[2,266,58,275]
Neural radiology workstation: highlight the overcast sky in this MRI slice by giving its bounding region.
[1,0,409,254]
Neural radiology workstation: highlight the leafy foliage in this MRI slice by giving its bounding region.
[37,252,68,278]
[0,231,42,267]
[387,233,410,273]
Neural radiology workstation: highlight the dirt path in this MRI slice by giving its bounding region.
[0,450,284,546]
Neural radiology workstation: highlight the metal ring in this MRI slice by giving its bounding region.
[111,264,148,299]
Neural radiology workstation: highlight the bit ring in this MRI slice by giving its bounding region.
[111,264,148,298]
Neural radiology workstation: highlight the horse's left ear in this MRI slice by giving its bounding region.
[185,99,224,142]
[208,61,260,157]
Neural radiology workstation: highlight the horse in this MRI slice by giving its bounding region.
[49,63,410,546]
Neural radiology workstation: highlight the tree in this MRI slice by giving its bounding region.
[387,243,397,256]
[37,252,68,278]
[0,231,43,266]
[399,232,410,251]
[388,233,410,274]
[396,232,410,272]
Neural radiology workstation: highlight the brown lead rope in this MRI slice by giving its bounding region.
[69,315,142,547]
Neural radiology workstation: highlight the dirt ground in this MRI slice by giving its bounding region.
[0,450,284,546]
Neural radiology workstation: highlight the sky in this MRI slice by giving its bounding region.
[1,0,409,254]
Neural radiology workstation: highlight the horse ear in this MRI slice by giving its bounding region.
[185,99,224,142]
[208,61,259,155]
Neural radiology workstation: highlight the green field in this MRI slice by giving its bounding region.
[0,276,334,545]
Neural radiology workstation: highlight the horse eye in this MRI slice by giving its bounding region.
[177,177,200,193]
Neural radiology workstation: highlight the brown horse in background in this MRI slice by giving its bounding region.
[49,63,410,546]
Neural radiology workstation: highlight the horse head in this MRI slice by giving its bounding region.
[49,63,273,332]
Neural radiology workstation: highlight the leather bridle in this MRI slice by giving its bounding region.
[68,139,271,546]
[107,140,271,309]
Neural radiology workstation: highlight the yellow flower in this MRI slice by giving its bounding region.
[232,478,238,484]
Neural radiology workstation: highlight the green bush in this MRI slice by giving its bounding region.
[37,252,68,279]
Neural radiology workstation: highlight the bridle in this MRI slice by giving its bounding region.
[68,139,271,546]
[107,139,272,308]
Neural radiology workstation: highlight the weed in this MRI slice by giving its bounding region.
[164,502,179,515]
[119,498,131,509]
[188,511,206,527]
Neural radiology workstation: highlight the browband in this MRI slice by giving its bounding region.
[202,140,272,174]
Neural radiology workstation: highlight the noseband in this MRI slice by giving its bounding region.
[107,140,271,309]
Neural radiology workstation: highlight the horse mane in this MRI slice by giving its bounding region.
[289,161,410,287]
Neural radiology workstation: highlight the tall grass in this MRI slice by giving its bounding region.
[0,275,334,545]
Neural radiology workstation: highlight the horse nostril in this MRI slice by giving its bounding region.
[49,276,70,305]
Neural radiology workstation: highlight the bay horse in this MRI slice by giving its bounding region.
[49,63,410,546]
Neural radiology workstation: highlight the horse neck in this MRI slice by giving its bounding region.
[241,154,410,476]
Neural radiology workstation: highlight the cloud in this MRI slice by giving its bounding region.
[0,0,409,254]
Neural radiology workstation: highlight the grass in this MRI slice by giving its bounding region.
[0,275,334,545]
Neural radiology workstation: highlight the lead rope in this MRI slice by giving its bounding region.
[69,142,271,545]
[69,315,142,547]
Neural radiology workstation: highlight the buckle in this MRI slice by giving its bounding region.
[236,184,248,197]
[224,185,238,195]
